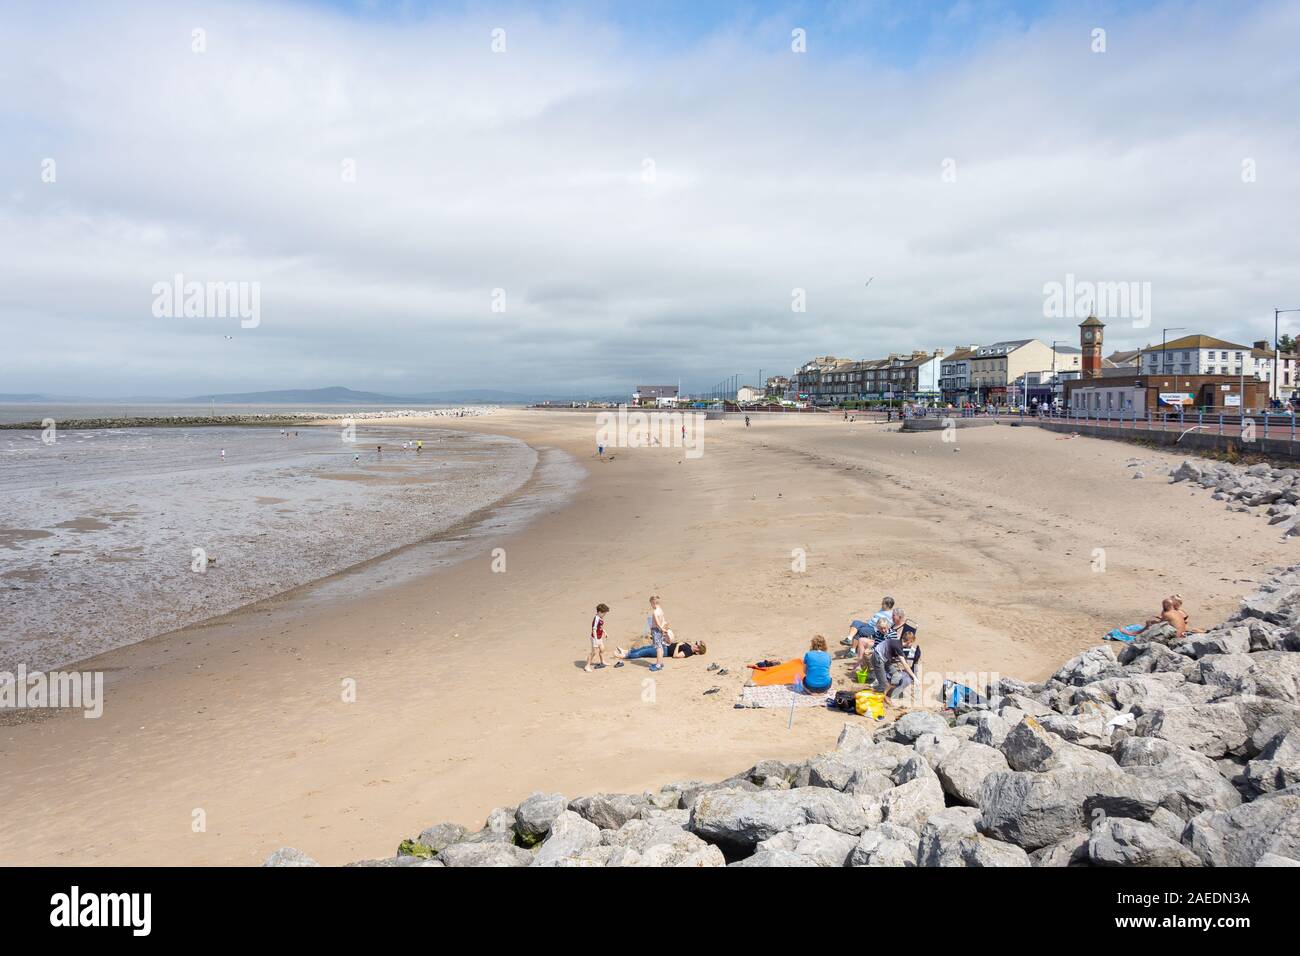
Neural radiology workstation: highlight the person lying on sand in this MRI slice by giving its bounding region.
[1145,598,1188,638]
[616,641,705,661]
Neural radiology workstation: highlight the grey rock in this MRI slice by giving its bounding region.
[515,792,567,845]
[1114,736,1242,819]
[1246,728,1300,795]
[755,823,859,867]
[891,711,950,742]
[689,787,868,853]
[807,753,858,791]
[439,842,534,867]
[1031,832,1090,867]
[912,732,962,770]
[849,823,920,867]
[263,847,319,867]
[915,806,981,866]
[1134,703,1248,758]
[1053,645,1121,686]
[936,742,1010,806]
[414,822,467,853]
[979,767,1159,850]
[568,793,649,830]
[1256,852,1300,866]
[1088,818,1200,866]
[1184,791,1300,867]
[970,711,1012,748]
[533,810,602,866]
[881,765,947,834]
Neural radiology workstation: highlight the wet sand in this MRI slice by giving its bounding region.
[0,411,1284,865]
[0,424,536,671]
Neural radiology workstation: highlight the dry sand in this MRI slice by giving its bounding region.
[0,411,1283,865]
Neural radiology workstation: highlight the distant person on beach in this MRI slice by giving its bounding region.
[417,440,423,452]
[220,448,225,461]
[744,415,750,427]
[585,603,610,672]
[616,640,706,661]
[802,635,832,694]
[844,596,895,654]
[648,595,673,671]
[870,620,917,698]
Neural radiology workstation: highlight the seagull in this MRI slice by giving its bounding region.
[864,277,874,288]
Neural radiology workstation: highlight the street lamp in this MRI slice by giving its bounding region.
[1161,327,1186,376]
[1275,309,1300,405]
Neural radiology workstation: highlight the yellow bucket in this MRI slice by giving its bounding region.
[855,690,885,719]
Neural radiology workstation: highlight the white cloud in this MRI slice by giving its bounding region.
[1,0,1297,396]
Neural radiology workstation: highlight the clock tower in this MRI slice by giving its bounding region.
[1079,315,1104,380]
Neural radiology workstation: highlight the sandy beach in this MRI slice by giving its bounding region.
[0,411,1285,865]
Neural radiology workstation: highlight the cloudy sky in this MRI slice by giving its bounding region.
[2,0,1298,398]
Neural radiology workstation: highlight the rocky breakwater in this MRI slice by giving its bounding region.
[266,567,1300,868]
[0,407,500,430]
[1171,457,1300,538]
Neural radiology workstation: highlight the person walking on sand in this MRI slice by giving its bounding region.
[648,595,673,672]
[585,603,610,672]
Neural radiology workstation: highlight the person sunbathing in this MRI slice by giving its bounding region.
[1145,598,1188,638]
[616,641,706,661]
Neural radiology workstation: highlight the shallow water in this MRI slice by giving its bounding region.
[0,423,569,671]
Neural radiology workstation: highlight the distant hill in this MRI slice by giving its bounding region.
[183,386,415,404]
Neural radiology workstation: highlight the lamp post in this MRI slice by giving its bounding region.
[1275,309,1300,406]
[1161,327,1186,376]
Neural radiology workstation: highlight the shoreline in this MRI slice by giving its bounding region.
[0,411,1284,865]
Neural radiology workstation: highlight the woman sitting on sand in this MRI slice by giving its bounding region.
[802,635,833,694]
[616,641,706,661]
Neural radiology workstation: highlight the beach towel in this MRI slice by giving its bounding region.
[738,684,832,709]
[1104,624,1144,643]
[747,658,805,686]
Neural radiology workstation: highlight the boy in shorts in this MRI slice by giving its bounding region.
[585,603,610,672]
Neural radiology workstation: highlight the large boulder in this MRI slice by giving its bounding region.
[1187,628,1251,658]
[1184,790,1300,867]
[1246,728,1300,795]
[979,767,1159,851]
[915,806,980,866]
[806,753,859,791]
[881,762,947,834]
[891,711,950,743]
[1133,703,1248,758]
[263,847,319,867]
[463,806,518,844]
[935,742,1010,806]
[1030,832,1090,867]
[1053,645,1121,686]
[514,792,567,845]
[1000,717,1115,773]
[689,787,868,854]
[1113,736,1242,819]
[970,711,1011,747]
[567,793,648,830]
[533,810,602,866]
[849,824,920,867]
[1088,818,1200,867]
[414,822,467,854]
[753,824,858,867]
[439,842,534,867]
[912,733,962,770]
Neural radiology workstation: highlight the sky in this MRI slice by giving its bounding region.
[2,0,1298,398]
